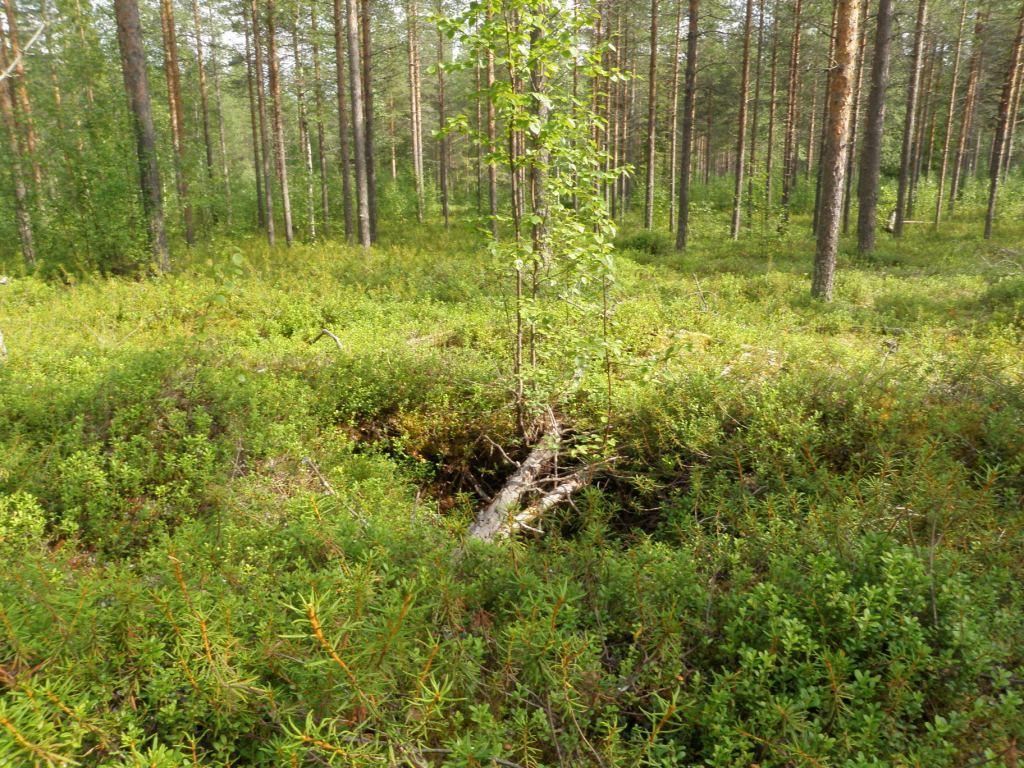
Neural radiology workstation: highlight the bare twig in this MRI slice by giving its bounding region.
[302,457,336,495]
[309,328,343,351]
[0,24,45,83]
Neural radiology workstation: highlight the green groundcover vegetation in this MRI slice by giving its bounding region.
[1,212,1023,766]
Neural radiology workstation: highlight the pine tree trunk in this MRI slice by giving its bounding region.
[813,0,860,301]
[811,1,839,233]
[764,3,779,221]
[1001,52,1024,177]
[949,9,984,215]
[730,0,753,238]
[344,0,371,246]
[292,12,315,240]
[907,38,937,218]
[251,0,276,244]
[243,6,265,230]
[780,0,803,221]
[856,0,892,252]
[113,0,168,270]
[746,0,764,226]
[643,0,659,229]
[407,0,425,223]
[675,0,699,249]
[189,0,215,184]
[210,25,233,224]
[310,0,331,237]
[667,0,683,232]
[0,27,35,265]
[894,0,927,237]
[360,0,377,240]
[984,1,1024,239]
[266,0,293,246]
[842,0,869,234]
[935,0,967,227]
[332,0,354,239]
[160,0,195,245]
[436,4,449,229]
[486,10,498,239]
[1,0,41,189]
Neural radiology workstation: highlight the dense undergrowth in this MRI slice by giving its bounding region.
[1,208,1023,766]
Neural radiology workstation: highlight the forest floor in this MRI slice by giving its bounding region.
[1,209,1023,766]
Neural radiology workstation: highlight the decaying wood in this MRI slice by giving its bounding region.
[310,327,343,350]
[468,417,599,542]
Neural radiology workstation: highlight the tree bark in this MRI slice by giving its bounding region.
[160,0,195,245]
[779,0,803,221]
[292,11,316,240]
[1,0,41,189]
[949,10,985,214]
[674,0,699,249]
[310,0,331,236]
[436,3,449,229]
[360,0,377,240]
[856,0,892,252]
[344,0,371,247]
[894,0,927,237]
[189,0,215,184]
[114,0,169,270]
[485,9,498,239]
[251,0,276,245]
[266,0,294,246]
[667,0,683,232]
[984,1,1024,239]
[210,24,232,223]
[643,0,659,229]
[764,2,779,221]
[407,0,425,223]
[730,0,754,238]
[243,5,265,231]
[0,25,35,265]
[935,0,967,227]
[746,0,765,226]
[841,0,869,234]
[332,0,354,240]
[813,0,860,301]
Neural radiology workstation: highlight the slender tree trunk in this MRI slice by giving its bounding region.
[675,0,699,249]
[292,12,316,239]
[813,0,860,301]
[894,0,927,237]
[806,70,818,181]
[731,0,754,238]
[0,27,35,265]
[190,0,215,184]
[1003,60,1024,176]
[643,0,659,228]
[908,38,937,217]
[764,3,779,221]
[436,4,449,229]
[935,0,967,227]
[486,11,498,239]
[949,9,984,215]
[114,0,168,270]
[160,0,195,245]
[746,0,765,226]
[310,0,330,236]
[360,0,377,240]
[243,6,265,229]
[780,0,803,221]
[842,0,869,234]
[407,0,424,223]
[345,0,371,246]
[210,25,232,224]
[856,0,892,251]
[332,0,354,239]
[667,0,683,232]
[984,1,1024,239]
[811,1,839,233]
[251,0,276,244]
[1,0,41,189]
[266,0,293,246]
